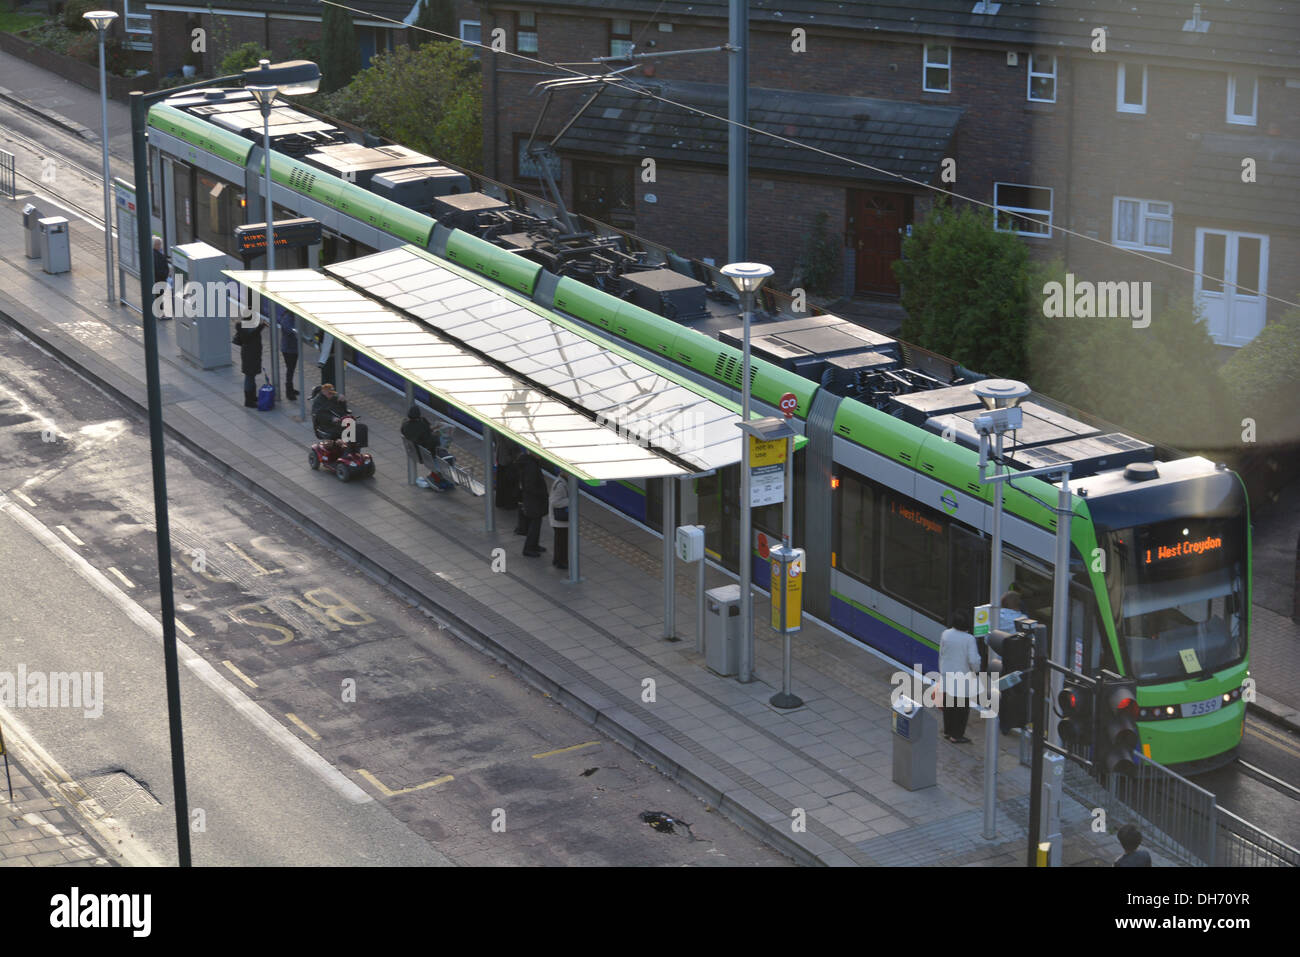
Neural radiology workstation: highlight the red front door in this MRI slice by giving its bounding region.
[851,191,905,295]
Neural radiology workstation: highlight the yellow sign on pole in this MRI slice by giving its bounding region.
[749,436,787,467]
[770,546,804,633]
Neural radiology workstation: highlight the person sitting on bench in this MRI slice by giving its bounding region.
[401,404,454,490]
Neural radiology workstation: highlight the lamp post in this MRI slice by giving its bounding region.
[128,58,319,866]
[246,78,280,397]
[244,59,319,412]
[721,261,772,683]
[972,378,1030,841]
[84,10,118,304]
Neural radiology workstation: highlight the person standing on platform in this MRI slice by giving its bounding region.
[1114,825,1152,866]
[549,473,569,570]
[278,306,299,401]
[518,451,548,558]
[233,314,267,408]
[939,609,981,744]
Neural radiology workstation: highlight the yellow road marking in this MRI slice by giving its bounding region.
[106,566,134,589]
[55,524,84,546]
[1247,720,1300,758]
[174,618,195,637]
[221,660,258,688]
[13,490,36,508]
[532,741,599,760]
[355,769,453,797]
[225,541,278,575]
[286,713,321,740]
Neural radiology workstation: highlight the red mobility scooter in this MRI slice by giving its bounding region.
[308,385,375,482]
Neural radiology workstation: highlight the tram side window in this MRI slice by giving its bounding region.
[835,468,877,586]
[196,173,244,258]
[1001,553,1053,636]
[881,491,948,620]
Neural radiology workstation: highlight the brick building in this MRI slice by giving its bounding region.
[477,0,1299,346]
[131,1,479,88]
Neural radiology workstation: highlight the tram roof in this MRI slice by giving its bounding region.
[225,249,775,482]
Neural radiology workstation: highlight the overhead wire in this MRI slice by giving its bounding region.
[316,0,1297,311]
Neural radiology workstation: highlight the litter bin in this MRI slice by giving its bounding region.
[23,204,42,259]
[704,584,742,676]
[891,693,937,790]
[38,216,70,274]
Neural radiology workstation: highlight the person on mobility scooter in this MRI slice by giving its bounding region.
[308,383,375,481]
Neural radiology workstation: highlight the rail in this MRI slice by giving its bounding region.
[1060,750,1297,866]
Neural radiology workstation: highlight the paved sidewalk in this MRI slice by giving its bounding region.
[0,192,1219,867]
[0,723,112,867]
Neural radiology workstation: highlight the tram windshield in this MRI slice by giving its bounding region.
[1100,517,1246,682]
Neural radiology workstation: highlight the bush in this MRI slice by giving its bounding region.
[1025,263,1237,452]
[1217,303,1300,446]
[892,200,1033,379]
[218,41,270,77]
[321,42,482,170]
[61,0,98,31]
[794,211,840,297]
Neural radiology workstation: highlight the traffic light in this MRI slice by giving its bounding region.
[1099,673,1140,777]
[1056,679,1094,749]
[988,627,1032,731]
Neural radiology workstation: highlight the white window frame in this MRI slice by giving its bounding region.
[459,19,481,58]
[610,19,633,58]
[1112,196,1173,254]
[1226,74,1257,126]
[923,43,951,93]
[123,0,151,33]
[1117,63,1147,114]
[516,11,538,54]
[1027,53,1056,102]
[994,182,1053,238]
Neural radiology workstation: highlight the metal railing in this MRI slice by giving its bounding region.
[0,149,15,200]
[1061,750,1298,866]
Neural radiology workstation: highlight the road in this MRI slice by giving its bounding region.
[0,320,790,866]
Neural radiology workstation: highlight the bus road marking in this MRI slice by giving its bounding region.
[222,660,257,688]
[356,769,453,797]
[286,713,321,740]
[55,525,83,546]
[532,741,599,760]
[1246,720,1300,759]
[12,490,36,508]
[225,541,279,575]
[174,618,194,638]
[106,566,134,589]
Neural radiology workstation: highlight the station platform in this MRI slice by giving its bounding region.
[3,196,1221,866]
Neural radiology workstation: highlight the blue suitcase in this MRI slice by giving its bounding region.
[257,378,275,411]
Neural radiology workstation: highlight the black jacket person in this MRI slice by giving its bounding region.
[233,317,267,407]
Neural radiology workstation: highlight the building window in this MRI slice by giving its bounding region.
[573,161,635,229]
[994,183,1052,237]
[1227,74,1257,125]
[1028,53,1056,102]
[1113,197,1173,253]
[610,18,634,58]
[459,19,481,58]
[923,44,951,93]
[516,11,538,54]
[1117,63,1147,113]
[515,134,562,183]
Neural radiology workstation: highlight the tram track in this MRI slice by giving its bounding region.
[1,108,113,227]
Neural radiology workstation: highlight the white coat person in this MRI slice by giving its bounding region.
[938,608,981,744]
[548,474,570,570]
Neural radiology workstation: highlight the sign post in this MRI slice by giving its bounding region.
[113,178,139,311]
[769,544,805,709]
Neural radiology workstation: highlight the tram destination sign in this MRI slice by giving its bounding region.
[235,217,322,255]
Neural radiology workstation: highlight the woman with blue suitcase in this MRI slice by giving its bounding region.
[233,314,269,408]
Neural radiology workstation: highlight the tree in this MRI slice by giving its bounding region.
[320,4,361,95]
[1025,263,1236,453]
[891,200,1034,378]
[321,42,482,171]
[411,0,457,48]
[218,41,270,77]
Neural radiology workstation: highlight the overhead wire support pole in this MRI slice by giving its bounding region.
[728,0,749,263]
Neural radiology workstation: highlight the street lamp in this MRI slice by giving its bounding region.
[84,10,118,304]
[128,58,318,866]
[244,59,320,415]
[972,377,1030,840]
[721,261,772,683]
